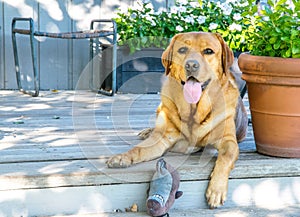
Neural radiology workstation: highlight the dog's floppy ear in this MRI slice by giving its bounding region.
[214,33,234,73]
[162,35,179,75]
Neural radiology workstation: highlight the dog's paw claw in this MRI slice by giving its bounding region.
[106,154,132,168]
[206,183,227,208]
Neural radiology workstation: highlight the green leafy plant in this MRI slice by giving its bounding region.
[246,0,300,58]
[115,0,300,58]
[115,0,253,53]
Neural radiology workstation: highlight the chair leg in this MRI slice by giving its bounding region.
[11,18,22,92]
[89,19,117,96]
[11,18,39,97]
[29,18,39,97]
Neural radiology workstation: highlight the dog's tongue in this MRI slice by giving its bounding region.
[183,79,202,104]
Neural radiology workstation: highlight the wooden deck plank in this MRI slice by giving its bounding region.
[1,177,299,215]
[1,150,300,191]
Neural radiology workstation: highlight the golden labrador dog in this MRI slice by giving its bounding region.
[107,32,248,208]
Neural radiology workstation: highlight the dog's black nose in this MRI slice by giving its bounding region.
[185,60,200,74]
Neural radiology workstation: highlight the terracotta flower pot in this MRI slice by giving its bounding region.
[238,53,300,158]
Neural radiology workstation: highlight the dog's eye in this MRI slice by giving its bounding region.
[178,47,188,54]
[203,48,214,55]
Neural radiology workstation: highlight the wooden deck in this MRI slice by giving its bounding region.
[0,90,300,217]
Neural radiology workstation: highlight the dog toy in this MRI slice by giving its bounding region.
[147,158,183,217]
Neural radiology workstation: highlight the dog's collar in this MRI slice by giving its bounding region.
[181,78,211,91]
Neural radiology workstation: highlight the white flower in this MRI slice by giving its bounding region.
[176,26,184,32]
[178,0,188,5]
[145,3,154,12]
[190,2,200,7]
[197,16,206,24]
[229,23,242,31]
[218,2,233,16]
[170,5,186,14]
[170,6,178,14]
[184,16,195,24]
[142,14,156,26]
[233,13,242,21]
[131,12,137,19]
[177,5,187,13]
[209,23,218,30]
[223,4,233,15]
[132,1,144,11]
[297,26,300,31]
[150,20,156,26]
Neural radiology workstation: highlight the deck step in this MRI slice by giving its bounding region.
[1,174,299,216]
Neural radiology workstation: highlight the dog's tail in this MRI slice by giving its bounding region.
[235,96,248,142]
[230,57,247,98]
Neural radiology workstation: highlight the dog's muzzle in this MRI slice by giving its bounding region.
[185,60,200,75]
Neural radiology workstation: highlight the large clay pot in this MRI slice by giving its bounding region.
[238,53,300,158]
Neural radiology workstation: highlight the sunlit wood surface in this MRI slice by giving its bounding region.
[0,91,299,216]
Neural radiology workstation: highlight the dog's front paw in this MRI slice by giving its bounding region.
[206,179,227,208]
[106,154,132,168]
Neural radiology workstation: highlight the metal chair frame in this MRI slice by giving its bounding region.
[12,17,117,97]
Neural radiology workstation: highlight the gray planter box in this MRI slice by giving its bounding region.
[116,47,165,93]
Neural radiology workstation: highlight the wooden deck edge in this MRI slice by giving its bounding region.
[1,152,300,191]
[1,176,299,216]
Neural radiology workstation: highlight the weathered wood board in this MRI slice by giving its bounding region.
[0,91,300,217]
[0,177,299,216]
